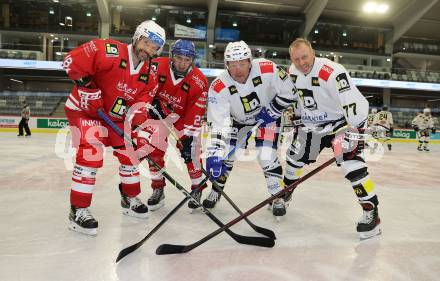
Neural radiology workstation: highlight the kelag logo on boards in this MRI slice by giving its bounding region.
[37,119,69,129]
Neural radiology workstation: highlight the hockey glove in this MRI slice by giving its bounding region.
[413,125,419,132]
[256,107,278,127]
[432,128,436,134]
[177,136,194,163]
[78,87,103,119]
[206,156,225,180]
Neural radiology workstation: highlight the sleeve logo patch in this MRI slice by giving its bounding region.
[229,85,238,95]
[138,73,149,84]
[318,64,333,81]
[311,77,320,86]
[212,79,226,93]
[181,82,190,93]
[105,43,119,57]
[290,74,297,83]
[277,66,287,81]
[252,76,263,87]
[335,73,350,92]
[259,61,274,74]
[119,59,127,69]
[159,75,166,83]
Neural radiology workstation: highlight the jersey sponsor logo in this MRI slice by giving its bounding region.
[119,59,127,69]
[259,61,274,73]
[277,66,287,81]
[318,64,334,81]
[116,81,138,100]
[191,75,206,90]
[181,83,190,93]
[297,88,318,110]
[63,55,73,74]
[138,73,149,84]
[159,75,166,83]
[252,76,262,87]
[311,77,320,86]
[211,79,225,93]
[335,73,350,93]
[240,92,261,114]
[81,119,102,127]
[110,97,127,117]
[290,74,297,83]
[105,43,119,57]
[228,85,238,95]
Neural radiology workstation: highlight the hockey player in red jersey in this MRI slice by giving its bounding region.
[63,20,166,235]
[137,39,209,211]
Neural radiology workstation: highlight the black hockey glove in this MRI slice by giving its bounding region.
[432,128,436,134]
[413,125,419,132]
[178,136,193,163]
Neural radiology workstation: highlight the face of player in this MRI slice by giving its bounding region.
[134,37,161,62]
[227,59,251,84]
[290,43,315,75]
[172,55,193,73]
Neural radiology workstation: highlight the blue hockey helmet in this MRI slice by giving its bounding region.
[171,40,196,59]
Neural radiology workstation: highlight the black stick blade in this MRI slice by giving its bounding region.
[116,243,141,262]
[156,244,188,255]
[254,226,276,240]
[232,234,275,248]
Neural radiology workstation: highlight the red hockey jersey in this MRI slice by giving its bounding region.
[63,39,158,121]
[152,57,208,136]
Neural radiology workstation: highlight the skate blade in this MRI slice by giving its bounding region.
[68,222,97,236]
[359,227,381,240]
[122,209,149,219]
[189,206,203,214]
[148,201,165,212]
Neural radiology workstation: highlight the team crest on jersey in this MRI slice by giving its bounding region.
[229,85,238,95]
[252,76,262,87]
[240,92,261,114]
[297,88,317,110]
[311,77,320,86]
[138,73,149,84]
[105,43,119,57]
[335,73,350,93]
[211,79,225,93]
[181,83,190,93]
[150,61,158,73]
[119,59,127,69]
[277,66,287,81]
[159,75,166,83]
[290,74,297,83]
[259,61,274,73]
[110,97,127,118]
[318,64,334,81]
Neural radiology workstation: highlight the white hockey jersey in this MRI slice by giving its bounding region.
[373,110,393,130]
[207,58,296,133]
[412,113,435,130]
[289,57,369,129]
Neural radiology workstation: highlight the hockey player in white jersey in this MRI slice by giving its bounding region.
[285,38,381,239]
[367,108,377,127]
[204,40,296,217]
[372,106,394,151]
[412,108,436,151]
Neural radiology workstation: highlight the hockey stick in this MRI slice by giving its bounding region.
[97,110,275,261]
[115,119,266,262]
[156,156,336,255]
[146,104,275,239]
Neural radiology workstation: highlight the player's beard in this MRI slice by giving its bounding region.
[134,46,151,62]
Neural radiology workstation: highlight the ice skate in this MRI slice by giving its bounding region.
[68,206,98,236]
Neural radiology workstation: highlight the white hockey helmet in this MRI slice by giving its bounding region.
[371,108,378,114]
[423,108,431,114]
[224,40,252,63]
[133,20,166,55]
